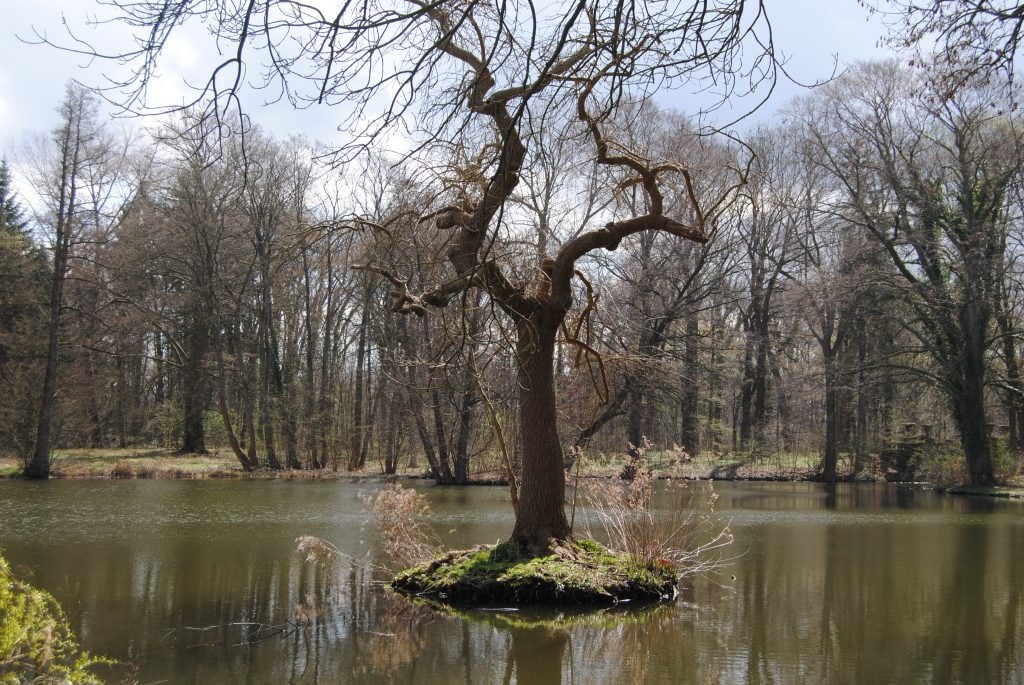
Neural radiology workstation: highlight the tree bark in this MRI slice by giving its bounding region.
[953,305,995,485]
[510,312,572,554]
[680,313,700,454]
[822,351,839,483]
[349,301,369,470]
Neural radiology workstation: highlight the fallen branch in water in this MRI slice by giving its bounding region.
[162,620,311,646]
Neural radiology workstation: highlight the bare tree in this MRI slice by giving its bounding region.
[66,0,777,552]
[870,0,1024,91]
[22,83,130,478]
[804,61,1023,485]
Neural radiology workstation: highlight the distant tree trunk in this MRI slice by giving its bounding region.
[453,304,481,483]
[216,339,255,470]
[430,385,454,481]
[180,298,210,454]
[154,331,166,405]
[996,303,1024,453]
[738,322,756,448]
[680,313,700,454]
[349,300,369,470]
[853,330,869,472]
[318,250,337,469]
[454,370,476,484]
[752,321,770,444]
[301,245,320,468]
[822,351,839,482]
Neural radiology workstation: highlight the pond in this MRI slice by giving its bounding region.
[0,480,1021,684]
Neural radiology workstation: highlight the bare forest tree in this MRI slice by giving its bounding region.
[803,61,1024,485]
[22,83,134,479]
[871,0,1024,91]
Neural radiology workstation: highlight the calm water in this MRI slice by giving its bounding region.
[0,480,1021,684]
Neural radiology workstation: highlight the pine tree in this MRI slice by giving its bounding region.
[0,159,28,235]
[0,158,48,462]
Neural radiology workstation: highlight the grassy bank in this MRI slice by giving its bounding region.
[2,447,1021,492]
[0,447,825,481]
[0,448,376,480]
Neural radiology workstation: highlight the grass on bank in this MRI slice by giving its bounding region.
[1,442,1020,489]
[0,445,830,481]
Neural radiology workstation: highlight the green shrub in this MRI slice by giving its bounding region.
[0,552,110,684]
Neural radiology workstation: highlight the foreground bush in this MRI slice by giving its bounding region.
[0,552,109,684]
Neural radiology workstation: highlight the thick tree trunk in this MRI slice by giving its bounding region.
[738,324,756,447]
[950,301,996,486]
[510,313,571,554]
[752,322,770,444]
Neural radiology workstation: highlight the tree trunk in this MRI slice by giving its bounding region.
[349,303,368,470]
[996,307,1024,453]
[510,313,571,554]
[822,351,838,483]
[950,309,991,485]
[26,243,66,479]
[216,341,255,470]
[738,322,756,447]
[454,369,475,484]
[680,313,700,454]
[180,300,210,454]
[154,331,166,405]
[430,384,453,482]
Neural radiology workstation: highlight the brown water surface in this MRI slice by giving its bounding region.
[0,480,1021,684]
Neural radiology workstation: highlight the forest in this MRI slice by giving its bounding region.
[2,59,1022,489]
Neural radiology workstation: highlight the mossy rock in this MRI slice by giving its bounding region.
[390,539,678,605]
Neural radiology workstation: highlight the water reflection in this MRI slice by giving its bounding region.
[0,480,1022,683]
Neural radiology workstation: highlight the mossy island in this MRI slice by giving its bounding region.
[359,476,729,608]
[391,539,678,605]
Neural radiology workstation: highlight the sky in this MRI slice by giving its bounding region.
[0,0,902,159]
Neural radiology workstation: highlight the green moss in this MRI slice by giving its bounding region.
[391,539,678,606]
[0,552,111,684]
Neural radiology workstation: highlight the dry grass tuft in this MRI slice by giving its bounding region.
[578,466,732,580]
[364,484,441,570]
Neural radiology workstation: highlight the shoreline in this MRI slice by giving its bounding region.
[0,448,1019,497]
[2,449,1022,498]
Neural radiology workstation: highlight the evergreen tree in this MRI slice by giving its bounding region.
[0,158,48,461]
[0,158,28,234]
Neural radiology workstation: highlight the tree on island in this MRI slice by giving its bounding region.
[60,0,778,552]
